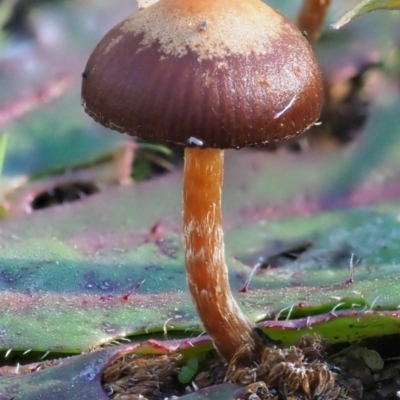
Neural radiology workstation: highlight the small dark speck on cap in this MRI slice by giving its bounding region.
[82,71,89,78]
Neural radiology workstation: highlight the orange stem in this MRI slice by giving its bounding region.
[297,0,331,44]
[183,147,258,362]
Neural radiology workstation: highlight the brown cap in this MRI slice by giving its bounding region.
[82,0,324,149]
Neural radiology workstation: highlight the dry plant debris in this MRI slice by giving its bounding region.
[103,353,183,400]
[227,335,340,400]
[101,335,341,400]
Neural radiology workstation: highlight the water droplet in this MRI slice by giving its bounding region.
[99,281,111,290]
[186,137,204,147]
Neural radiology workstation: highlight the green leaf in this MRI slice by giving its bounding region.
[332,0,400,29]
[0,347,117,400]
[178,357,199,384]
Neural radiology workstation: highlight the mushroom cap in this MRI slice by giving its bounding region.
[82,0,324,149]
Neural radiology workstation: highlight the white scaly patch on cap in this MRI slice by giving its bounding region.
[119,0,286,60]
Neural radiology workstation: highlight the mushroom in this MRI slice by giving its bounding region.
[81,0,323,363]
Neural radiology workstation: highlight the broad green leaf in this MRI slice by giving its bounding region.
[2,152,400,353]
[0,347,118,400]
[332,0,400,29]
[0,82,399,352]
[0,0,135,180]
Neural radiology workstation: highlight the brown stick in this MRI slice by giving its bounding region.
[183,147,258,362]
[297,0,331,44]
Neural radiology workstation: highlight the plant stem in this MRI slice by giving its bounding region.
[183,147,258,362]
[297,0,331,44]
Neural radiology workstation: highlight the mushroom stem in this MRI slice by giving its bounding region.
[297,0,331,44]
[183,147,258,362]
